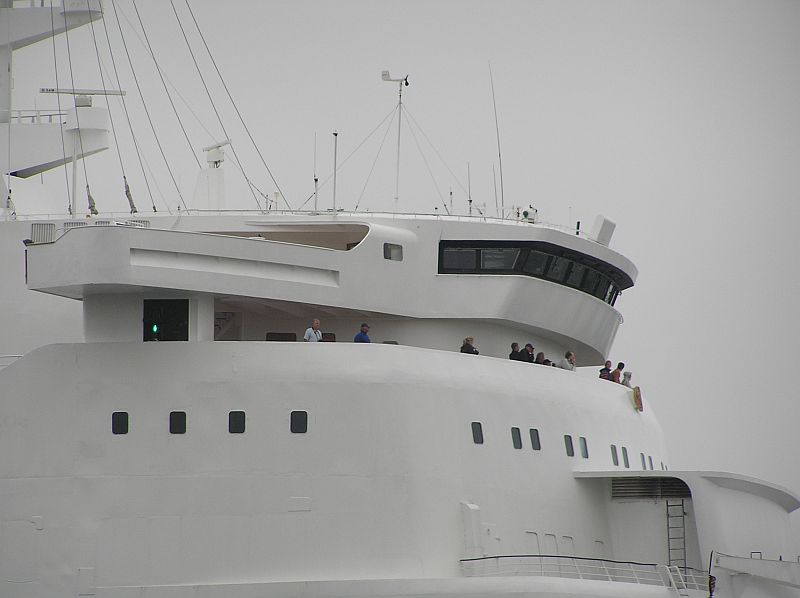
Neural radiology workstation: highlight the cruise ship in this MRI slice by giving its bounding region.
[1,2,799,597]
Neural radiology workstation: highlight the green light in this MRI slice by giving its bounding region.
[152,323,159,334]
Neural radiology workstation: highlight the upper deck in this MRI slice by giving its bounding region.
[23,211,638,363]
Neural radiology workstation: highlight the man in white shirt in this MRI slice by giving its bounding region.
[558,350,576,371]
[304,319,322,342]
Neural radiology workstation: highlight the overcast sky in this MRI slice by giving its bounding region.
[10,1,800,497]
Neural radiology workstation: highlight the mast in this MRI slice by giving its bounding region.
[381,70,409,211]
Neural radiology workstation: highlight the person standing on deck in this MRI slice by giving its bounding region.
[304,319,323,342]
[354,323,371,343]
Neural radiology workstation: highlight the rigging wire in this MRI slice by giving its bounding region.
[99,1,160,212]
[354,109,397,211]
[296,105,397,210]
[168,0,262,211]
[48,1,72,214]
[62,2,95,214]
[109,0,188,211]
[4,7,12,216]
[183,0,290,210]
[130,0,201,170]
[85,0,137,213]
[402,106,469,197]
[403,110,450,214]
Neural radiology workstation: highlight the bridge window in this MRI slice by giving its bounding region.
[438,241,628,306]
[229,411,246,434]
[112,411,128,435]
[170,411,186,434]
[471,421,484,444]
[143,299,189,342]
[564,434,574,457]
[529,428,541,450]
[511,427,522,449]
[291,410,308,433]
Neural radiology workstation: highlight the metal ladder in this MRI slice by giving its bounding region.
[666,499,687,570]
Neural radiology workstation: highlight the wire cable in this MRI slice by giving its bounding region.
[131,0,201,170]
[184,0,290,210]
[169,0,262,210]
[403,110,449,213]
[109,0,188,211]
[48,1,72,214]
[99,1,160,212]
[354,108,397,211]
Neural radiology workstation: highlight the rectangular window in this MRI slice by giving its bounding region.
[546,256,570,282]
[581,268,601,294]
[511,427,522,449]
[610,444,619,466]
[648,455,654,470]
[579,436,589,458]
[290,410,308,433]
[622,446,630,468]
[229,410,246,434]
[481,248,519,270]
[564,434,574,457]
[266,332,297,342]
[640,453,647,470]
[383,243,403,261]
[471,421,484,444]
[529,428,541,450]
[442,247,477,271]
[594,277,611,300]
[143,299,189,342]
[522,250,550,276]
[112,411,128,435]
[169,411,186,434]
[566,263,586,288]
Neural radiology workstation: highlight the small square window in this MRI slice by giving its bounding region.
[290,410,308,433]
[112,411,128,435]
[383,243,403,261]
[511,427,522,449]
[471,421,484,444]
[610,444,619,466]
[579,436,589,458]
[529,428,541,451]
[564,435,574,457]
[622,446,630,469]
[229,411,245,434]
[170,411,186,434]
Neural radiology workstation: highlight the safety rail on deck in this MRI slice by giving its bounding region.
[0,355,22,371]
[10,110,67,124]
[460,555,708,591]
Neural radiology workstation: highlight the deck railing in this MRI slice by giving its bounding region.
[460,555,708,591]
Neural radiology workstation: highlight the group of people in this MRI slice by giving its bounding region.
[303,319,372,343]
[508,343,577,371]
[599,360,632,387]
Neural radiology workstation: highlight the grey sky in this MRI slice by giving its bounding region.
[10,1,800,495]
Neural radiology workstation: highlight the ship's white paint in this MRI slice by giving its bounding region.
[1,3,800,598]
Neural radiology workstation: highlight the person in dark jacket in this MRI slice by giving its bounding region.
[521,343,535,363]
[460,336,479,354]
[509,342,522,360]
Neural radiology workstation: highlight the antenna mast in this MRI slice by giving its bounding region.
[382,70,409,211]
[313,132,318,213]
[488,63,505,217]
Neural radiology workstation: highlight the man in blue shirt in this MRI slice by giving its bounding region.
[354,323,371,343]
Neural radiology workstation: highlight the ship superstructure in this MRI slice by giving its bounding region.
[1,3,799,598]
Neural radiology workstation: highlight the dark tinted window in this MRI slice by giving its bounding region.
[564,434,574,457]
[546,256,570,282]
[594,277,611,300]
[511,427,522,449]
[266,332,297,341]
[143,299,189,342]
[471,421,484,444]
[566,263,586,288]
[640,453,647,470]
[579,436,589,458]
[529,428,541,450]
[229,411,245,434]
[522,251,550,276]
[581,268,601,294]
[112,411,128,435]
[481,248,518,270]
[383,243,403,261]
[648,455,654,470]
[610,444,619,466]
[290,410,308,433]
[622,446,630,468]
[170,411,186,434]
[442,248,477,271]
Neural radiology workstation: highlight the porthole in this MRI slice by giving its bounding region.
[290,410,308,433]
[112,411,128,435]
[383,243,403,261]
[622,446,630,468]
[471,421,484,444]
[511,427,522,449]
[564,434,574,457]
[229,411,246,434]
[170,411,186,435]
[610,444,619,466]
[579,436,589,458]
[529,428,541,451]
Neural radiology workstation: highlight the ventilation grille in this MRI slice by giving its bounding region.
[125,218,151,228]
[93,219,114,226]
[612,477,691,500]
[30,222,56,244]
[63,220,87,230]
